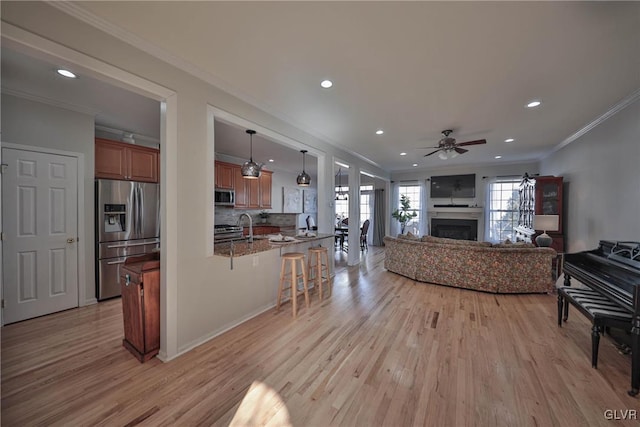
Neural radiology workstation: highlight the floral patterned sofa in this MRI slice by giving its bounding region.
[383,235,557,293]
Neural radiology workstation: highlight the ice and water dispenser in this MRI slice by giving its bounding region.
[103,204,126,233]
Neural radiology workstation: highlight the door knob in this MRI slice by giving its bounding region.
[67,238,76,244]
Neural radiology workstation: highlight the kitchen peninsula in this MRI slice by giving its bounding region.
[214,233,334,258]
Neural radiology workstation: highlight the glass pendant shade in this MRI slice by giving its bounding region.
[242,129,261,179]
[296,150,311,186]
[438,151,448,160]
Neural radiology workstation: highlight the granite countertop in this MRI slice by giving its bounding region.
[214,233,333,257]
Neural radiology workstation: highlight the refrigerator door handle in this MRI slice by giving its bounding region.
[138,184,144,235]
[107,240,160,249]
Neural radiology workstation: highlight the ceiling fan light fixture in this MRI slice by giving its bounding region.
[241,129,262,179]
[296,149,311,186]
[438,151,448,160]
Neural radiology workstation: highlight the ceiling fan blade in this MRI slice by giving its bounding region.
[424,149,441,157]
[417,146,441,150]
[456,139,487,147]
[454,147,469,154]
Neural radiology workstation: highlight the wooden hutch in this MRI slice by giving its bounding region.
[515,173,565,252]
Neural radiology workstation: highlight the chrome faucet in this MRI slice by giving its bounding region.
[237,213,253,243]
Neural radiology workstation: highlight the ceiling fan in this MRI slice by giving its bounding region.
[420,130,486,159]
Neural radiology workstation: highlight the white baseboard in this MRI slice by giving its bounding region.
[157,302,276,362]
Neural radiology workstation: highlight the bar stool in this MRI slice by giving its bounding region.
[308,246,331,300]
[276,252,310,317]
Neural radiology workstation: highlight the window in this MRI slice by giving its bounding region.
[487,180,520,242]
[335,186,349,223]
[360,186,373,226]
[396,184,421,235]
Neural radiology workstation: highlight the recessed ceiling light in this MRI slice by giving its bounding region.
[495,155,502,159]
[57,69,77,78]
[400,152,407,156]
[268,159,274,163]
[376,129,384,135]
[526,100,541,108]
[412,163,418,167]
[504,138,515,143]
[320,79,333,89]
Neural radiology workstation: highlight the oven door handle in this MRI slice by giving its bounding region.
[106,260,127,265]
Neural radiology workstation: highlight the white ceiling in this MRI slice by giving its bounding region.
[6,2,640,174]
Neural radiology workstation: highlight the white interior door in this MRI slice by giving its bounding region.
[2,148,79,324]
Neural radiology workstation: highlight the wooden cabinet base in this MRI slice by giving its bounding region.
[122,338,159,362]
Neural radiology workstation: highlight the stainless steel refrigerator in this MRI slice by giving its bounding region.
[96,179,160,300]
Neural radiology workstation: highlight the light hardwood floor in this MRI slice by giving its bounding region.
[2,247,638,426]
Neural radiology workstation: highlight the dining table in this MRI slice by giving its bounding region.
[335,226,349,252]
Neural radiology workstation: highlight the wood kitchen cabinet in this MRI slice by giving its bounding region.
[232,166,272,209]
[95,138,159,183]
[259,171,272,209]
[120,255,160,362]
[214,161,235,189]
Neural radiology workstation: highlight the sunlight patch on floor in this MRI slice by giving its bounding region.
[229,381,292,427]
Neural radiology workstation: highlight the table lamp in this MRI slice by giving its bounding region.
[534,215,559,247]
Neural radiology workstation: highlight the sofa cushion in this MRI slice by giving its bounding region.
[420,235,492,247]
[398,232,421,241]
[492,241,536,248]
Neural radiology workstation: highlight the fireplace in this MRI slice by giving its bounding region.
[431,218,478,241]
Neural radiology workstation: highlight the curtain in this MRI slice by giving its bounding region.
[372,188,385,245]
[484,177,497,242]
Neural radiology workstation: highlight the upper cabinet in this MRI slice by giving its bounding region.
[216,160,272,209]
[215,161,235,189]
[95,138,159,183]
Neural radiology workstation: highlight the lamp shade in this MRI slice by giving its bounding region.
[534,215,559,232]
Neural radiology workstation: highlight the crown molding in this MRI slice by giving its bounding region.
[1,86,99,116]
[47,2,384,170]
[94,124,160,145]
[548,88,640,156]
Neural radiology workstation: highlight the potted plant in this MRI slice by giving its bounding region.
[259,210,270,223]
[392,194,418,235]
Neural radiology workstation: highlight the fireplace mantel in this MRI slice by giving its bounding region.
[427,207,483,218]
[427,207,485,241]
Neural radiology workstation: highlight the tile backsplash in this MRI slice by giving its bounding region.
[215,208,298,227]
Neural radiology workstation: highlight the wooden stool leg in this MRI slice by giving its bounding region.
[323,251,331,297]
[291,260,298,317]
[315,252,322,300]
[301,258,310,309]
[557,294,563,326]
[277,259,286,311]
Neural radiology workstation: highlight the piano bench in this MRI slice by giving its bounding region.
[557,287,633,369]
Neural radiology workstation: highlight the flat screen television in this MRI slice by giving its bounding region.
[430,174,476,198]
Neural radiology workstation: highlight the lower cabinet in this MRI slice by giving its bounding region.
[120,255,160,362]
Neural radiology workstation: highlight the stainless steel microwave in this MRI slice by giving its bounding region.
[214,188,235,206]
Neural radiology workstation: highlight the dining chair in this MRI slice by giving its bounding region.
[360,219,370,250]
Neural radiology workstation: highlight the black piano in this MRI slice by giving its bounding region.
[563,240,640,396]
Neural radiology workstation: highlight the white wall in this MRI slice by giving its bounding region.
[540,98,640,253]
[391,161,540,208]
[1,2,389,356]
[1,94,96,304]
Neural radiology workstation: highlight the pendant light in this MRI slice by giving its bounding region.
[335,168,348,200]
[296,149,311,186]
[241,129,261,179]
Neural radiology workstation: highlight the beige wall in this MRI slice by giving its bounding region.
[1,94,96,304]
[1,2,389,356]
[540,98,640,253]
